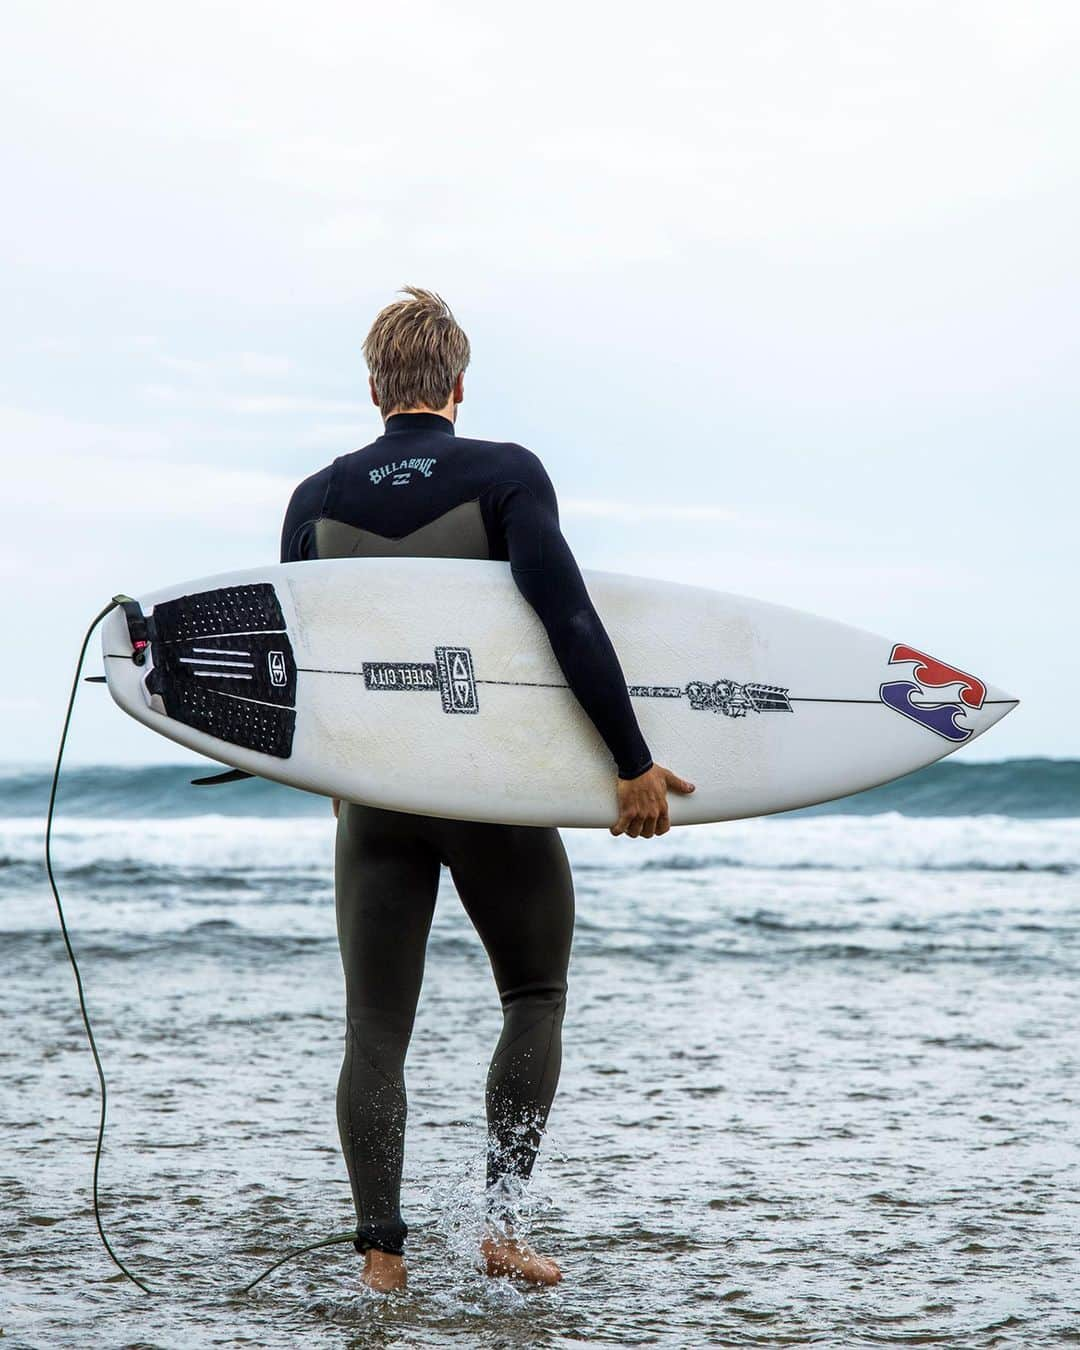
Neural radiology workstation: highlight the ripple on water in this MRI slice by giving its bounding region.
[4,817,1080,1347]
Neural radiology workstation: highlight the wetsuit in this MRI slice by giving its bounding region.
[281,412,651,1255]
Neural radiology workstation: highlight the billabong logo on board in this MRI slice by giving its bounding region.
[879,644,985,742]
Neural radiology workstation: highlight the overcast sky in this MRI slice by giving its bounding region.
[3,0,1075,765]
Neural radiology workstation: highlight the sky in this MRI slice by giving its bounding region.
[2,0,1076,765]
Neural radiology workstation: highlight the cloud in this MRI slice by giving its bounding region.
[134,384,373,419]
[234,352,294,378]
[295,422,378,451]
[10,0,1078,288]
[7,452,291,531]
[152,350,296,379]
[224,394,369,416]
[563,498,745,525]
[0,405,174,459]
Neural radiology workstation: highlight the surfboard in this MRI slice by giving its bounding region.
[100,558,1018,827]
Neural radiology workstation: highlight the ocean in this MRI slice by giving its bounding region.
[1,760,1078,1348]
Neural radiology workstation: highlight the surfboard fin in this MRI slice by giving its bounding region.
[190,768,256,787]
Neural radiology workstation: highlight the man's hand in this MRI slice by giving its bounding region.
[611,764,695,838]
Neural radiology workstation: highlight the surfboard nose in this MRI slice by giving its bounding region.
[970,681,1019,737]
[985,676,1019,707]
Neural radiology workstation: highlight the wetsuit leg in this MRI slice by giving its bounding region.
[334,801,441,1255]
[436,821,575,1216]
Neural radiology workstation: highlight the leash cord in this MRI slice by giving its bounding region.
[46,601,355,1298]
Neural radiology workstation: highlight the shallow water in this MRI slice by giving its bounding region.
[2,764,1080,1347]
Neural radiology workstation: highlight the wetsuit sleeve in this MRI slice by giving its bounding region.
[280,467,332,563]
[489,452,653,780]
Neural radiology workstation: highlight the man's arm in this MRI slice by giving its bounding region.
[490,449,694,835]
[280,468,331,564]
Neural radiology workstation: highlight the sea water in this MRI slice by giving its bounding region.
[1,760,1078,1348]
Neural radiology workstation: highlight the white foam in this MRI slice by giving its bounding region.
[1,810,1075,874]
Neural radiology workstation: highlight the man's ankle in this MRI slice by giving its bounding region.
[361,1248,407,1292]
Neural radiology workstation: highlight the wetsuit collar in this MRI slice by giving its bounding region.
[383,412,456,436]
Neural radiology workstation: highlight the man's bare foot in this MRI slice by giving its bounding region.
[360,1249,407,1293]
[481,1234,562,1285]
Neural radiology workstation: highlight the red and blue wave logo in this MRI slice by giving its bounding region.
[879,644,986,743]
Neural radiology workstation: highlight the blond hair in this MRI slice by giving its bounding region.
[363,286,471,415]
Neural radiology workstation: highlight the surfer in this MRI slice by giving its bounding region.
[281,287,695,1292]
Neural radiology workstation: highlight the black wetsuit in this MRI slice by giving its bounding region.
[281,412,651,1255]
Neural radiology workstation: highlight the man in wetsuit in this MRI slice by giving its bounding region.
[280,288,694,1292]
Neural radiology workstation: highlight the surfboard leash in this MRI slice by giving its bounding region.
[45,599,357,1298]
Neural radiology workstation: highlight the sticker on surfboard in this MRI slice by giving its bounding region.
[879,643,986,743]
[139,583,298,759]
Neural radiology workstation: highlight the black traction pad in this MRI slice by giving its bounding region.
[147,632,296,705]
[146,584,296,759]
[150,583,287,645]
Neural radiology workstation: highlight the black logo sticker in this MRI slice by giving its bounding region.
[627,679,791,715]
[362,662,438,691]
[435,646,479,714]
[685,680,792,716]
[361,649,477,712]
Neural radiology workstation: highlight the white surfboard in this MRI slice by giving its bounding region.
[101,558,1017,827]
